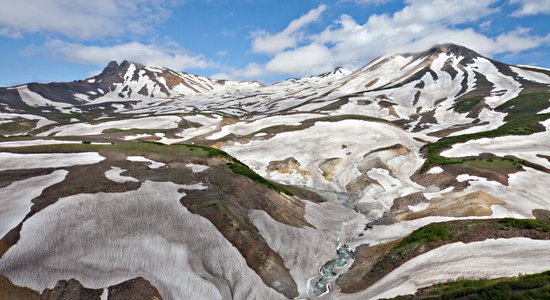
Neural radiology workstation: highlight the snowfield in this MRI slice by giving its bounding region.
[223,120,421,191]
[0,181,284,300]
[0,44,549,299]
[0,152,105,171]
[442,120,550,169]
[38,116,182,136]
[0,140,79,148]
[344,238,550,299]
[463,167,550,218]
[207,113,323,140]
[0,170,67,237]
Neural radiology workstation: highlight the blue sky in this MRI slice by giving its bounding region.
[0,0,549,87]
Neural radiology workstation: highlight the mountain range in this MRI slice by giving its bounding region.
[0,43,549,300]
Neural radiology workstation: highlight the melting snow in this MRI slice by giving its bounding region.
[127,156,165,169]
[0,139,79,148]
[346,238,550,299]
[0,152,105,171]
[104,167,139,183]
[38,116,181,137]
[0,181,283,300]
[426,167,444,174]
[0,170,67,237]
[185,163,209,173]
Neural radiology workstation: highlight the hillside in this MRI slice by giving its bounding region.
[1,43,550,299]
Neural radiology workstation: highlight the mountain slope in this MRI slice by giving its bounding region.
[1,43,550,299]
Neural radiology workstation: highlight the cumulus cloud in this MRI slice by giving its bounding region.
[39,40,212,70]
[242,0,549,78]
[251,4,327,54]
[265,43,333,75]
[229,62,266,78]
[510,0,550,16]
[0,0,178,39]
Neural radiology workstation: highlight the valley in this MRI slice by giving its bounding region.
[1,43,550,299]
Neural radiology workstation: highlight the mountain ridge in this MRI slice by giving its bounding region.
[1,42,550,299]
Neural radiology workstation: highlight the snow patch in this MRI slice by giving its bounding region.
[127,156,165,169]
[104,167,139,183]
[346,238,550,299]
[0,170,67,237]
[0,152,105,171]
[185,163,209,173]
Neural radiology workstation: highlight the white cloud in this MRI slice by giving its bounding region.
[0,0,178,39]
[244,0,549,78]
[265,43,333,75]
[251,4,327,54]
[510,0,550,16]
[230,62,266,78]
[40,40,212,70]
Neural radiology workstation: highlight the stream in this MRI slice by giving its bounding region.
[309,244,355,297]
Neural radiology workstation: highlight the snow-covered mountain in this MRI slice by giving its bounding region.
[1,44,550,300]
[0,60,261,112]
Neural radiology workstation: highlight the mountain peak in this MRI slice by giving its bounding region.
[103,60,120,72]
[412,43,482,62]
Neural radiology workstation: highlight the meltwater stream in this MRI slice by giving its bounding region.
[312,245,354,296]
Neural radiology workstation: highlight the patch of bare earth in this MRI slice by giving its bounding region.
[397,191,505,220]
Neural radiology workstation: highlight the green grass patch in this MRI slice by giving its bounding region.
[403,270,550,299]
[499,218,550,231]
[368,223,453,276]
[0,121,36,135]
[201,199,229,211]
[421,93,550,172]
[398,223,453,248]
[227,162,293,196]
[184,144,233,159]
[462,157,524,172]
[452,95,484,113]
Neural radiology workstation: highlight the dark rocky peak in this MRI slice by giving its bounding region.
[99,60,140,77]
[104,60,119,72]
[411,43,483,64]
[314,67,348,78]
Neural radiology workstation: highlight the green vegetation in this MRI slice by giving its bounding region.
[0,121,36,135]
[201,199,230,211]
[227,162,293,196]
[2,139,295,197]
[339,218,550,294]
[452,95,483,113]
[398,223,453,248]
[390,270,550,299]
[184,144,233,159]
[462,157,524,173]
[499,218,550,231]
[421,93,550,172]
[370,223,454,275]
